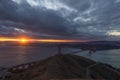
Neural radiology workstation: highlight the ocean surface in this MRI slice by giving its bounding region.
[0,46,120,68]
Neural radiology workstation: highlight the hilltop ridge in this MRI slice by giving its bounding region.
[3,54,120,80]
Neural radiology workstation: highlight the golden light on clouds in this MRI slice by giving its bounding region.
[0,37,87,43]
[0,37,17,42]
[107,31,120,36]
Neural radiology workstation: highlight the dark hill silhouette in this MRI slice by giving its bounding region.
[3,54,120,80]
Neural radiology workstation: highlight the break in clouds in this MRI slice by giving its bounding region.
[0,0,120,40]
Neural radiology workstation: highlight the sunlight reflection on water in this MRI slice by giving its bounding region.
[0,46,120,68]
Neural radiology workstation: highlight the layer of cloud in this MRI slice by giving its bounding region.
[0,0,120,40]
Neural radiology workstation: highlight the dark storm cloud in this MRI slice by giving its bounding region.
[0,0,75,37]
[0,0,120,40]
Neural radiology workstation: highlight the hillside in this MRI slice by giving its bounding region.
[3,54,120,80]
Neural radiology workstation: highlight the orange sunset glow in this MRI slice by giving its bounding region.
[0,37,87,43]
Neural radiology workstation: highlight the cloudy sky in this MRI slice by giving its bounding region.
[0,0,120,41]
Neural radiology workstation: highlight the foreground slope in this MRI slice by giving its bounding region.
[3,54,120,80]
